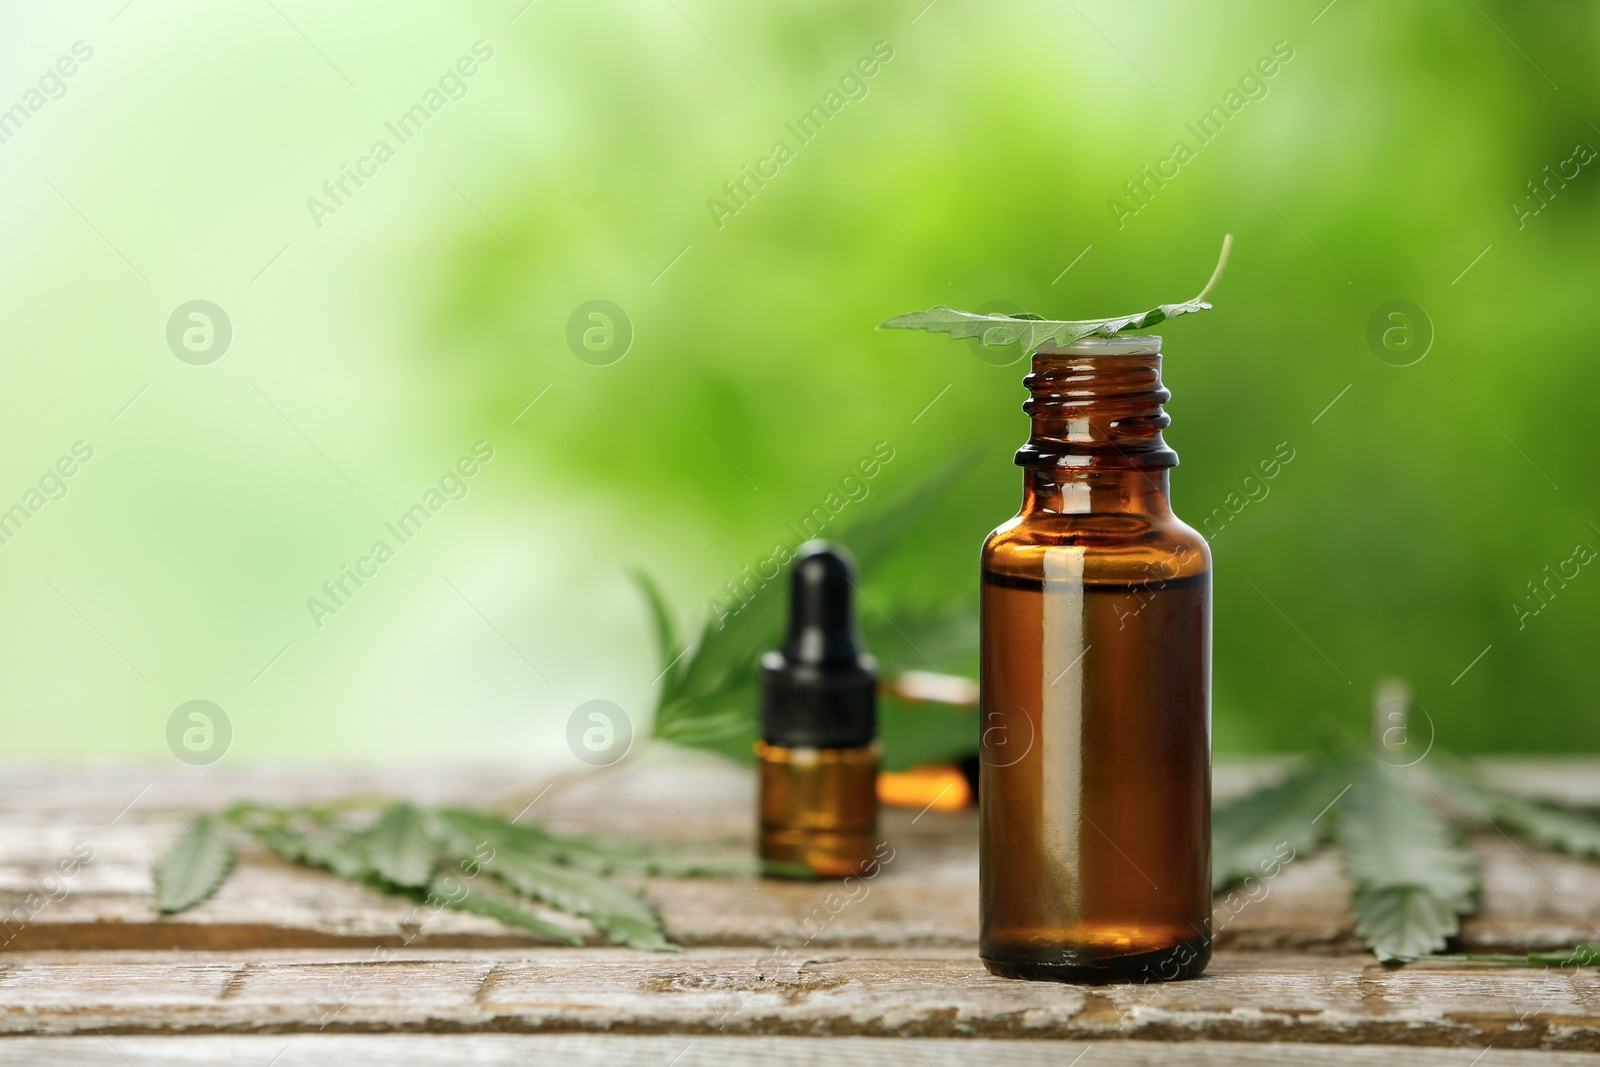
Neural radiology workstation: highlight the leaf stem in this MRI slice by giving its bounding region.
[1193,234,1233,304]
[880,233,1236,351]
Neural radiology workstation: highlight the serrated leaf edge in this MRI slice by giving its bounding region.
[152,814,236,914]
[880,234,1232,352]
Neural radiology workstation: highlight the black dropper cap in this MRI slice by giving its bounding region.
[760,541,877,749]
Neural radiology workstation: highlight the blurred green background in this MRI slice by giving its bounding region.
[2,0,1595,762]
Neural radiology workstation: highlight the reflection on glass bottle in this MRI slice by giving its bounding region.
[980,336,1212,983]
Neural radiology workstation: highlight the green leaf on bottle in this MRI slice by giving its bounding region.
[880,235,1231,354]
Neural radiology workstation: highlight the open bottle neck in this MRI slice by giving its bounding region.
[1014,343,1178,473]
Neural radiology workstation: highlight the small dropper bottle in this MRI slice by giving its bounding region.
[757,542,879,878]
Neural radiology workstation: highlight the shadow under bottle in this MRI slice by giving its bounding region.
[979,336,1212,983]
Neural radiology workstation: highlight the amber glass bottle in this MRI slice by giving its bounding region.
[758,543,879,878]
[979,335,1211,983]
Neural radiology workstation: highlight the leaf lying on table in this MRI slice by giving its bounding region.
[1431,756,1600,859]
[1349,884,1471,963]
[1428,942,1600,967]
[880,234,1231,353]
[152,801,748,950]
[1335,757,1477,962]
[361,803,437,888]
[439,809,675,951]
[240,810,369,882]
[153,814,235,913]
[1212,742,1600,966]
[430,874,580,946]
[1211,756,1354,890]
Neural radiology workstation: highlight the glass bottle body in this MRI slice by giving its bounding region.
[979,342,1212,982]
[757,741,878,878]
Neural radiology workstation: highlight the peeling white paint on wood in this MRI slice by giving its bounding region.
[4,1035,1600,1066]
[0,761,1596,1050]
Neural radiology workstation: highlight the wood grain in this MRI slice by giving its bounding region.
[0,758,1597,1050]
[4,1035,1600,1067]
[1,948,1599,1050]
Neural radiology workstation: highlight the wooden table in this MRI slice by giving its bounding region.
[2,758,1599,1065]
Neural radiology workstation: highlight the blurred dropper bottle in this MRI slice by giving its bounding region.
[757,542,879,878]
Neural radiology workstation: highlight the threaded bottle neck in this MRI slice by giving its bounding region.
[1014,337,1178,471]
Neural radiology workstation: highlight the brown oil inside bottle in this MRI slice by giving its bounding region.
[979,340,1211,982]
[757,741,878,878]
[980,574,1210,979]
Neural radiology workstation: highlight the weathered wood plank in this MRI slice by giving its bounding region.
[0,948,1597,1050]
[1,1034,1598,1067]
[1,761,1596,954]
[2,760,1599,1048]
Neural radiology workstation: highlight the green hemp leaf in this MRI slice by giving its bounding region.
[642,459,979,766]
[152,800,752,951]
[361,803,438,889]
[880,234,1232,353]
[152,814,235,914]
[1210,756,1353,890]
[1212,720,1600,964]
[1337,758,1477,962]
